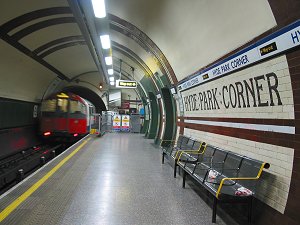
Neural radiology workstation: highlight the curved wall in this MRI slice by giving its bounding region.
[175,1,300,224]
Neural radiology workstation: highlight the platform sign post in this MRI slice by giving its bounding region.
[121,115,130,132]
[112,115,121,131]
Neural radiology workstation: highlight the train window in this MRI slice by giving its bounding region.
[41,99,56,112]
[57,98,68,113]
[70,100,87,114]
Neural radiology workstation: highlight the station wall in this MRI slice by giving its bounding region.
[175,1,300,224]
[180,55,293,213]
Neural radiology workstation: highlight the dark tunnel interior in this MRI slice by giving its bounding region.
[62,86,107,113]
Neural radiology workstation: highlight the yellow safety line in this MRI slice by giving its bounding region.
[0,137,91,222]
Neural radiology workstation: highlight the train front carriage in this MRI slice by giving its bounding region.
[40,93,92,140]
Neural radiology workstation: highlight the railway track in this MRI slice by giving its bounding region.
[0,143,65,194]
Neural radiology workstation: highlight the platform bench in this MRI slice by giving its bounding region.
[178,146,270,223]
[160,135,189,164]
[171,139,206,178]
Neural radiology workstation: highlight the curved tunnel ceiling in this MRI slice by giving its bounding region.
[1,0,276,104]
[0,2,170,102]
[108,13,177,84]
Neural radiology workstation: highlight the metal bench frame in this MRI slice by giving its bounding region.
[178,147,270,224]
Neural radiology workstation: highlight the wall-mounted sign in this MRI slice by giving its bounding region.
[178,20,300,92]
[202,74,209,80]
[116,80,137,88]
[112,115,121,131]
[170,87,177,94]
[121,115,130,131]
[260,42,277,56]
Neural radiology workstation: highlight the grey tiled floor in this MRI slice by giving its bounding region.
[0,133,234,225]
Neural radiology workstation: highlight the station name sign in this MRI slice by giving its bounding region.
[116,80,137,88]
[178,20,300,92]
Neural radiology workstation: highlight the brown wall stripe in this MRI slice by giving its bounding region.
[183,117,295,126]
[178,122,294,149]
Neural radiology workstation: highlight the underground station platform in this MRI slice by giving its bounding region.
[0,133,236,225]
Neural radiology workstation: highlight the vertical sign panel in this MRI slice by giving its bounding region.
[121,115,130,132]
[112,115,121,131]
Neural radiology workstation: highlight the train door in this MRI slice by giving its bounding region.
[69,100,87,134]
[56,98,68,132]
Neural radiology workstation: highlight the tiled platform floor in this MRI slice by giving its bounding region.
[0,133,236,225]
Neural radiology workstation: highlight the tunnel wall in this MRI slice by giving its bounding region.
[176,1,300,224]
[0,98,40,158]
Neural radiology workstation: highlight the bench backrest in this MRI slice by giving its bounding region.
[176,135,184,146]
[203,144,216,156]
[181,138,194,150]
[178,136,189,148]
[196,144,215,163]
[211,147,228,164]
[221,152,243,178]
[236,157,267,191]
[192,141,202,151]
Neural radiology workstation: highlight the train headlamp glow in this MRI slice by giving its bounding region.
[44,132,51,136]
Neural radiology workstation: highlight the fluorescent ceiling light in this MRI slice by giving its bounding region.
[105,56,112,65]
[109,77,114,82]
[108,68,113,75]
[110,81,115,86]
[91,0,106,18]
[100,35,110,49]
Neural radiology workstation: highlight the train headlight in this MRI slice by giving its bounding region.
[44,132,51,136]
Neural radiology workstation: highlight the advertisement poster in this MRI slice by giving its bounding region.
[121,115,130,132]
[112,115,121,131]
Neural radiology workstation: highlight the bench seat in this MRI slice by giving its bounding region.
[179,147,270,223]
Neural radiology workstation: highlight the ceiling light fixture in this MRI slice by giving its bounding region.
[109,77,114,82]
[100,34,110,49]
[108,68,113,75]
[110,81,115,86]
[105,56,112,65]
[91,0,106,18]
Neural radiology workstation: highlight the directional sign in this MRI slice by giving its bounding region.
[116,80,137,88]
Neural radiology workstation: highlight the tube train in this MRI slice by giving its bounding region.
[39,92,95,140]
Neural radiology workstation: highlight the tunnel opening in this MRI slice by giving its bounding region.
[62,86,106,113]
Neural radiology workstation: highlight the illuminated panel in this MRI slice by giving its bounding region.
[116,80,137,88]
[56,93,69,98]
